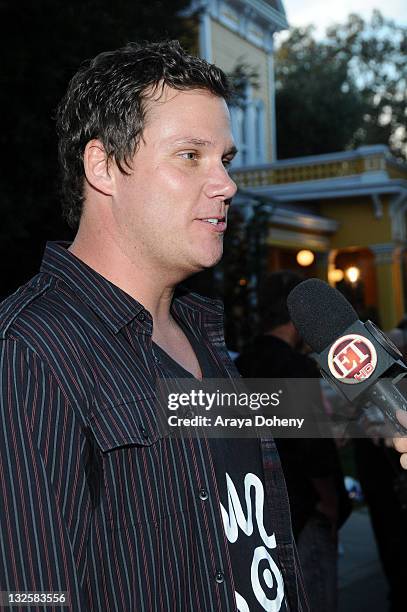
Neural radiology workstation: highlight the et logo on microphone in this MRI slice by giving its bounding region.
[327,334,377,384]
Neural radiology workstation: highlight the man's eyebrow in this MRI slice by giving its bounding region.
[171,138,238,156]
[173,138,212,147]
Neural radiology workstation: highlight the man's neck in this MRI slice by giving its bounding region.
[68,230,178,327]
[69,236,202,376]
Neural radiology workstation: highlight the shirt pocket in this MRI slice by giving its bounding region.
[87,395,186,531]
[87,394,162,450]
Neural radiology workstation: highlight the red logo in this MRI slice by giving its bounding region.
[328,334,377,384]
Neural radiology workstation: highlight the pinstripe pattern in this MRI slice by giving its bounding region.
[0,242,307,611]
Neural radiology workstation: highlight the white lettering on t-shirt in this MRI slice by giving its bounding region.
[220,473,285,612]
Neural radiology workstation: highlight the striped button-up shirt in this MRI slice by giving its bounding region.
[0,242,308,611]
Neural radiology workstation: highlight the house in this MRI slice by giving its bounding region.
[188,0,407,335]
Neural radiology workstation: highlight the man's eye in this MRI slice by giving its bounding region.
[180,152,198,161]
[223,159,233,169]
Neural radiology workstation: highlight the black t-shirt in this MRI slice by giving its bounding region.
[153,326,287,611]
[236,335,351,538]
[209,436,287,611]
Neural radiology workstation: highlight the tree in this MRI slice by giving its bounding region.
[326,11,407,159]
[275,11,407,161]
[220,197,273,351]
[275,26,365,158]
[0,0,194,297]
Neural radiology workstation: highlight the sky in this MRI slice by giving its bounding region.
[281,0,406,37]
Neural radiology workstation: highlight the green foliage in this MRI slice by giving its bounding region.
[276,11,407,160]
[0,0,193,296]
[220,198,272,350]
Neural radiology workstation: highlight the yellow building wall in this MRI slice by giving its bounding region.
[319,197,392,249]
[319,196,402,328]
[376,261,400,329]
[210,19,273,161]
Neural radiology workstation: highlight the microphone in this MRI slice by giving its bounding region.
[287,278,407,434]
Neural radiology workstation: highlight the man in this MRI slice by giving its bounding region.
[392,320,407,469]
[394,413,407,465]
[0,41,307,611]
[236,271,351,612]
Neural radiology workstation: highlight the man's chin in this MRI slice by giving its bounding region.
[199,250,223,271]
[179,259,221,284]
[179,245,224,278]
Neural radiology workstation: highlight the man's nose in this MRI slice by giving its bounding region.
[205,166,238,201]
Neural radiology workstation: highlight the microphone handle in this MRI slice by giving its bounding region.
[361,378,407,434]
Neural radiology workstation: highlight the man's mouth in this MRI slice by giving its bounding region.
[202,218,224,225]
[197,217,227,232]
[196,215,227,233]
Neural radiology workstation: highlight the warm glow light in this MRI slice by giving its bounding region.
[328,269,344,284]
[296,250,315,267]
[346,266,360,284]
[239,278,247,286]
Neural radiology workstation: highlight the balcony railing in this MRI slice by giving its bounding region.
[231,145,407,188]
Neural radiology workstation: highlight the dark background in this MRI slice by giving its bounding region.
[0,0,193,298]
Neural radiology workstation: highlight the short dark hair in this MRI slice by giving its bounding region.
[258,270,305,332]
[56,40,232,228]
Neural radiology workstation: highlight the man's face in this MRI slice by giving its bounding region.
[110,86,237,280]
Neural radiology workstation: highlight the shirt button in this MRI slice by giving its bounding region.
[215,570,224,584]
[199,488,209,501]
[139,425,149,440]
[137,311,146,322]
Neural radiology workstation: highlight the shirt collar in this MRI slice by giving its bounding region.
[40,241,224,334]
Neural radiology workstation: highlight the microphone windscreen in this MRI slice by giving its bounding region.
[287,278,358,353]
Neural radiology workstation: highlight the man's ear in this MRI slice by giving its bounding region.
[83,139,114,196]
